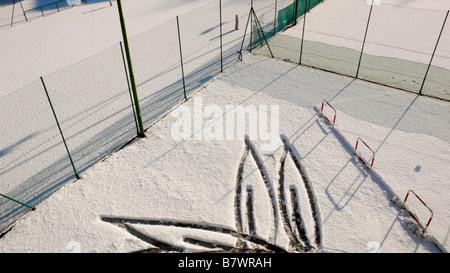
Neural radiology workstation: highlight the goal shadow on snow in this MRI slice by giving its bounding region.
[290,105,443,252]
[286,109,371,216]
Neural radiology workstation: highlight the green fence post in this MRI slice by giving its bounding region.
[119,41,139,133]
[176,16,187,100]
[420,10,449,95]
[299,0,308,64]
[116,0,145,138]
[0,193,35,210]
[40,76,80,179]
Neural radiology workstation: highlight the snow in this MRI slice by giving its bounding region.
[0,0,449,253]
[282,0,450,70]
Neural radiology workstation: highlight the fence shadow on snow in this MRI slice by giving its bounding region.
[0,0,251,235]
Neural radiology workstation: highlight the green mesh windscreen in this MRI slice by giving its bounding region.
[358,4,445,94]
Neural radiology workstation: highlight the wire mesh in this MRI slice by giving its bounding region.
[178,1,224,96]
[0,41,137,233]
[300,0,368,77]
[1,0,76,30]
[252,0,450,101]
[41,42,137,176]
[0,0,250,234]
[0,79,70,233]
[358,4,445,93]
[220,0,252,65]
[128,17,184,129]
[0,1,21,29]
[421,12,450,100]
[252,0,325,63]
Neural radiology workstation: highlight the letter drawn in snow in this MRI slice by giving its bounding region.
[100,135,322,252]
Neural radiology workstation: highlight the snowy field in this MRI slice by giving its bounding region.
[0,0,449,254]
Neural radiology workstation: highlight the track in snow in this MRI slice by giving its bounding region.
[101,135,322,253]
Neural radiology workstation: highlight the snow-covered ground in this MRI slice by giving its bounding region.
[0,0,449,253]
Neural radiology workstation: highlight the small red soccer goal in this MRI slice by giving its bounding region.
[355,137,375,167]
[402,190,433,233]
[320,100,336,127]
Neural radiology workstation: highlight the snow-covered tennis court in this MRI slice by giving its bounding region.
[0,0,449,253]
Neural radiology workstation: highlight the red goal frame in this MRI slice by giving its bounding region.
[320,100,336,127]
[355,137,375,167]
[402,190,433,233]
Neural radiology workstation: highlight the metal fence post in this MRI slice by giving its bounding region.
[220,0,223,73]
[117,0,145,138]
[19,0,28,22]
[177,16,187,100]
[420,10,449,95]
[293,0,299,25]
[0,193,35,210]
[40,76,80,180]
[356,0,375,78]
[299,0,308,64]
[273,0,278,36]
[250,0,254,53]
[10,0,16,27]
[238,7,252,61]
[252,8,274,58]
[119,41,139,133]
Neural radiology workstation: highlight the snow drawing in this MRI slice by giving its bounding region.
[101,135,322,253]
